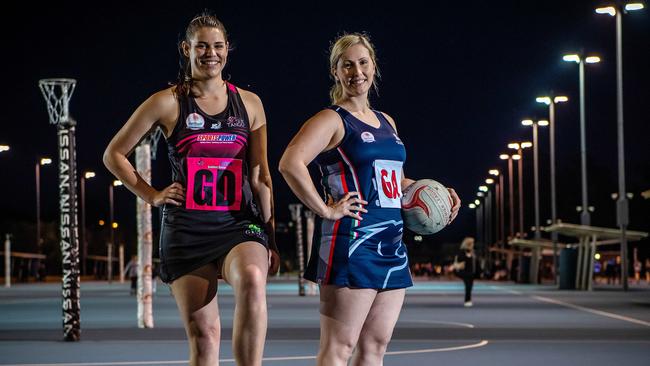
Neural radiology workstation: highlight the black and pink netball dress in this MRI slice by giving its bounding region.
[159,83,268,283]
[304,105,413,289]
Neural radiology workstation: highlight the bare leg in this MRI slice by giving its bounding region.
[222,242,269,366]
[351,289,405,366]
[170,264,221,366]
[317,286,377,366]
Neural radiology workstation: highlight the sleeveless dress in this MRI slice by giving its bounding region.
[158,82,268,283]
[304,105,413,289]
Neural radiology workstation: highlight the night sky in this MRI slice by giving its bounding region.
[2,1,649,260]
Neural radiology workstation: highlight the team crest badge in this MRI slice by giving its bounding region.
[361,131,375,143]
[186,113,205,130]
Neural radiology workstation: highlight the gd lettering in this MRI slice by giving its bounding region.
[381,169,400,199]
[187,158,242,211]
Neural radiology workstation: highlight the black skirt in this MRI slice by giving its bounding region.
[158,205,269,283]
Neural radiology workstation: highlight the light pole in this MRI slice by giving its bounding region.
[80,171,95,276]
[508,142,532,238]
[469,200,481,258]
[595,1,645,291]
[536,95,568,285]
[489,169,505,255]
[35,157,52,251]
[486,178,498,268]
[562,55,601,226]
[482,183,494,250]
[108,180,123,283]
[522,119,549,284]
[499,153,519,240]
[478,188,488,247]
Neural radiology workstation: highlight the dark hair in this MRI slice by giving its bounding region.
[173,12,228,97]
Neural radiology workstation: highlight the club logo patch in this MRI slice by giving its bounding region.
[210,122,222,130]
[186,113,205,130]
[244,224,267,240]
[361,131,375,143]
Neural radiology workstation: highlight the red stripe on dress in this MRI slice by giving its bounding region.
[337,147,363,200]
[338,161,349,193]
[323,219,340,285]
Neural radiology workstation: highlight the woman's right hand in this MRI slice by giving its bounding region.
[152,182,186,207]
[323,192,368,221]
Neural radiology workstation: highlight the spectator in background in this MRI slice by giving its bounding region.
[124,255,138,295]
[453,237,476,307]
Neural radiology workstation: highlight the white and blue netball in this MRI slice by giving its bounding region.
[401,179,452,235]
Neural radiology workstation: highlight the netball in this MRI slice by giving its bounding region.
[401,179,452,235]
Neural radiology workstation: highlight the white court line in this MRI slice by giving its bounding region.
[1,340,489,366]
[401,319,475,328]
[531,295,650,327]
[490,285,650,327]
[489,285,522,295]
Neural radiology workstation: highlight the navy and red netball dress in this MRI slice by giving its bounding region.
[159,83,268,283]
[304,106,413,289]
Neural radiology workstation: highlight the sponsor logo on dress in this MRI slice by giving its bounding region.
[186,113,205,130]
[244,224,267,240]
[227,116,246,128]
[196,134,237,143]
[361,131,375,143]
[210,122,222,130]
[393,133,404,145]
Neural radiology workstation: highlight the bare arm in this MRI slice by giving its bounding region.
[103,88,184,207]
[279,109,367,220]
[241,89,280,274]
[241,90,276,248]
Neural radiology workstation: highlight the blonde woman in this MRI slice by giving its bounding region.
[279,33,460,366]
[454,237,476,307]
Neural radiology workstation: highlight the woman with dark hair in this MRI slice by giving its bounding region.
[104,12,279,365]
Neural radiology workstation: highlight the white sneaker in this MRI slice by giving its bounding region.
[464,301,473,307]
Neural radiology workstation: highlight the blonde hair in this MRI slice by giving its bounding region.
[328,32,381,105]
[460,237,475,250]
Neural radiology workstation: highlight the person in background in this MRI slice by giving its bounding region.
[454,237,476,307]
[124,255,138,295]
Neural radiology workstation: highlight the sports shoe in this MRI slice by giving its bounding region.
[464,301,473,307]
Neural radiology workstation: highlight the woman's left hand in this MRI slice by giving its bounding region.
[268,249,280,276]
[447,188,461,224]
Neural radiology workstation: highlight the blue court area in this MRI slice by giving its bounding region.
[1,279,649,365]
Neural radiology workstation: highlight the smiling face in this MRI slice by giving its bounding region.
[182,27,228,80]
[333,43,375,99]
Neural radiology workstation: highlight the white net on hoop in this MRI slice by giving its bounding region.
[147,127,164,159]
[38,78,77,125]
